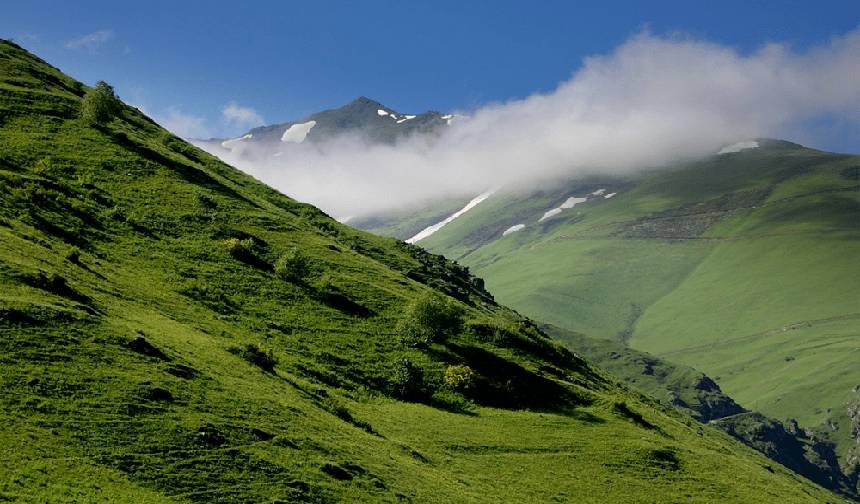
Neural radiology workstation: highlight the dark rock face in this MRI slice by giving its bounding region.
[693,374,719,391]
[843,390,860,495]
[715,412,856,498]
[615,189,771,240]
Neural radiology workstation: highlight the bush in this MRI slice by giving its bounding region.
[224,237,255,259]
[229,343,277,373]
[444,364,475,390]
[398,293,464,348]
[391,357,424,400]
[80,81,121,125]
[194,191,218,210]
[64,247,81,264]
[275,248,313,283]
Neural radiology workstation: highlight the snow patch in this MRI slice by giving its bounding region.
[718,140,759,154]
[220,133,252,149]
[560,196,588,209]
[591,188,606,196]
[539,196,588,222]
[539,208,563,221]
[406,190,494,243]
[604,192,617,199]
[280,120,317,143]
[396,115,417,124]
[377,109,389,116]
[502,224,525,236]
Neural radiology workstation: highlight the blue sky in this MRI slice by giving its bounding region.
[3,0,859,148]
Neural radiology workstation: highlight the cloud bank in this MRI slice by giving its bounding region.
[200,28,860,218]
[139,102,263,139]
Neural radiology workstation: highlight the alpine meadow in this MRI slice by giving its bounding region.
[2,2,860,503]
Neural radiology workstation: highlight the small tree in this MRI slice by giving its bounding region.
[398,293,464,348]
[275,248,313,283]
[80,80,120,125]
[391,357,424,400]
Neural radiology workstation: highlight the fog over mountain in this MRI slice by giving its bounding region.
[196,28,860,219]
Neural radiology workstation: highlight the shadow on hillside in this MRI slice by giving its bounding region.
[442,343,594,413]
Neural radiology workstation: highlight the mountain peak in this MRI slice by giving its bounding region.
[344,95,395,114]
[352,95,383,106]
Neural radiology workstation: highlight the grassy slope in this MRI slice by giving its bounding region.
[411,142,860,456]
[0,40,849,503]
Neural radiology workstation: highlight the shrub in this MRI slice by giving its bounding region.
[229,343,277,373]
[275,248,313,283]
[32,157,52,176]
[194,191,218,210]
[444,364,475,390]
[390,357,424,400]
[64,247,81,264]
[80,81,121,125]
[398,293,464,348]
[224,237,255,259]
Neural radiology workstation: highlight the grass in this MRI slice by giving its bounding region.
[0,39,851,502]
[395,139,860,475]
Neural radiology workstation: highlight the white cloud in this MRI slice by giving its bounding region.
[222,103,264,131]
[65,29,114,51]
[196,27,860,218]
[160,107,213,139]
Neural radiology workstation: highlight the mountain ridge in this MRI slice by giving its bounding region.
[201,95,449,151]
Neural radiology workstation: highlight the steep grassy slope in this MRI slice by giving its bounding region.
[0,40,850,502]
[370,141,860,472]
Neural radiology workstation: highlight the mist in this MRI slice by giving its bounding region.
[197,28,860,219]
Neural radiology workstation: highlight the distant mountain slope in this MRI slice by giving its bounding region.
[196,96,449,156]
[2,40,849,502]
[355,139,860,487]
[545,324,857,497]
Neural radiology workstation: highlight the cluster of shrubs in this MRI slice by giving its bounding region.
[222,237,316,285]
[390,358,476,402]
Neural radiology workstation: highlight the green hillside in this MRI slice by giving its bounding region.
[377,140,860,480]
[1,40,850,502]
